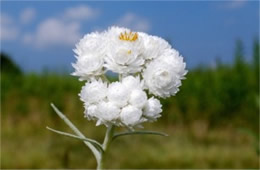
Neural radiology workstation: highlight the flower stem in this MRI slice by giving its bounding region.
[97,125,115,170]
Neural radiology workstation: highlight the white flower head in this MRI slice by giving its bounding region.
[73,26,187,128]
[104,26,145,74]
[143,97,162,120]
[143,49,187,98]
[72,32,106,81]
[79,79,107,105]
[120,105,142,126]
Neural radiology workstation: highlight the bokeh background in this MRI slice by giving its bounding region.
[1,1,259,169]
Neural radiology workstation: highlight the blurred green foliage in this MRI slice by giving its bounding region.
[162,39,259,132]
[1,39,259,168]
[1,52,22,75]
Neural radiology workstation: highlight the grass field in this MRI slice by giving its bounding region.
[1,94,259,169]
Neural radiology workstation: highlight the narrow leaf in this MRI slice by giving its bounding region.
[50,103,101,160]
[113,130,168,141]
[47,126,104,153]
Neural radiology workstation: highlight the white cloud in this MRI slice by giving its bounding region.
[224,0,247,9]
[23,18,81,47]
[63,5,99,21]
[0,13,19,41]
[23,5,98,48]
[20,8,36,24]
[116,13,150,32]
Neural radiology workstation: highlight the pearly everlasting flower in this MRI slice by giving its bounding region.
[52,26,189,170]
[73,26,187,128]
[120,105,142,126]
[107,82,130,107]
[104,27,145,74]
[79,79,107,105]
[143,50,187,98]
[72,32,106,81]
[143,97,162,120]
[72,54,104,81]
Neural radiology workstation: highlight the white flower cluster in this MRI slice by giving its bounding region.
[72,26,187,127]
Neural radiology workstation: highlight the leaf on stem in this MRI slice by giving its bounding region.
[49,103,102,160]
[112,130,168,141]
[46,126,104,153]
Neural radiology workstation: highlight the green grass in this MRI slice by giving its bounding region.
[1,119,258,168]
[1,94,259,168]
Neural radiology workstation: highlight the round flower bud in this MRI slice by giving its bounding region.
[79,79,107,105]
[143,97,162,119]
[122,76,143,91]
[129,89,147,108]
[107,82,129,107]
[120,105,142,126]
[96,101,120,122]
[84,104,98,118]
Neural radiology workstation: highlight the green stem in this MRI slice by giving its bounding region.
[101,74,109,82]
[97,125,115,170]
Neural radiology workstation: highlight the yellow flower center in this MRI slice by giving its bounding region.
[119,31,138,42]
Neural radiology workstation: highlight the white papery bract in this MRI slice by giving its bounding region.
[140,32,171,60]
[73,26,187,128]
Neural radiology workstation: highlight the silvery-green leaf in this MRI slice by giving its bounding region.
[49,103,101,160]
[47,126,104,153]
[112,130,168,141]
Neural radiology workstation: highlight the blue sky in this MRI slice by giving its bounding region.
[0,1,259,72]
